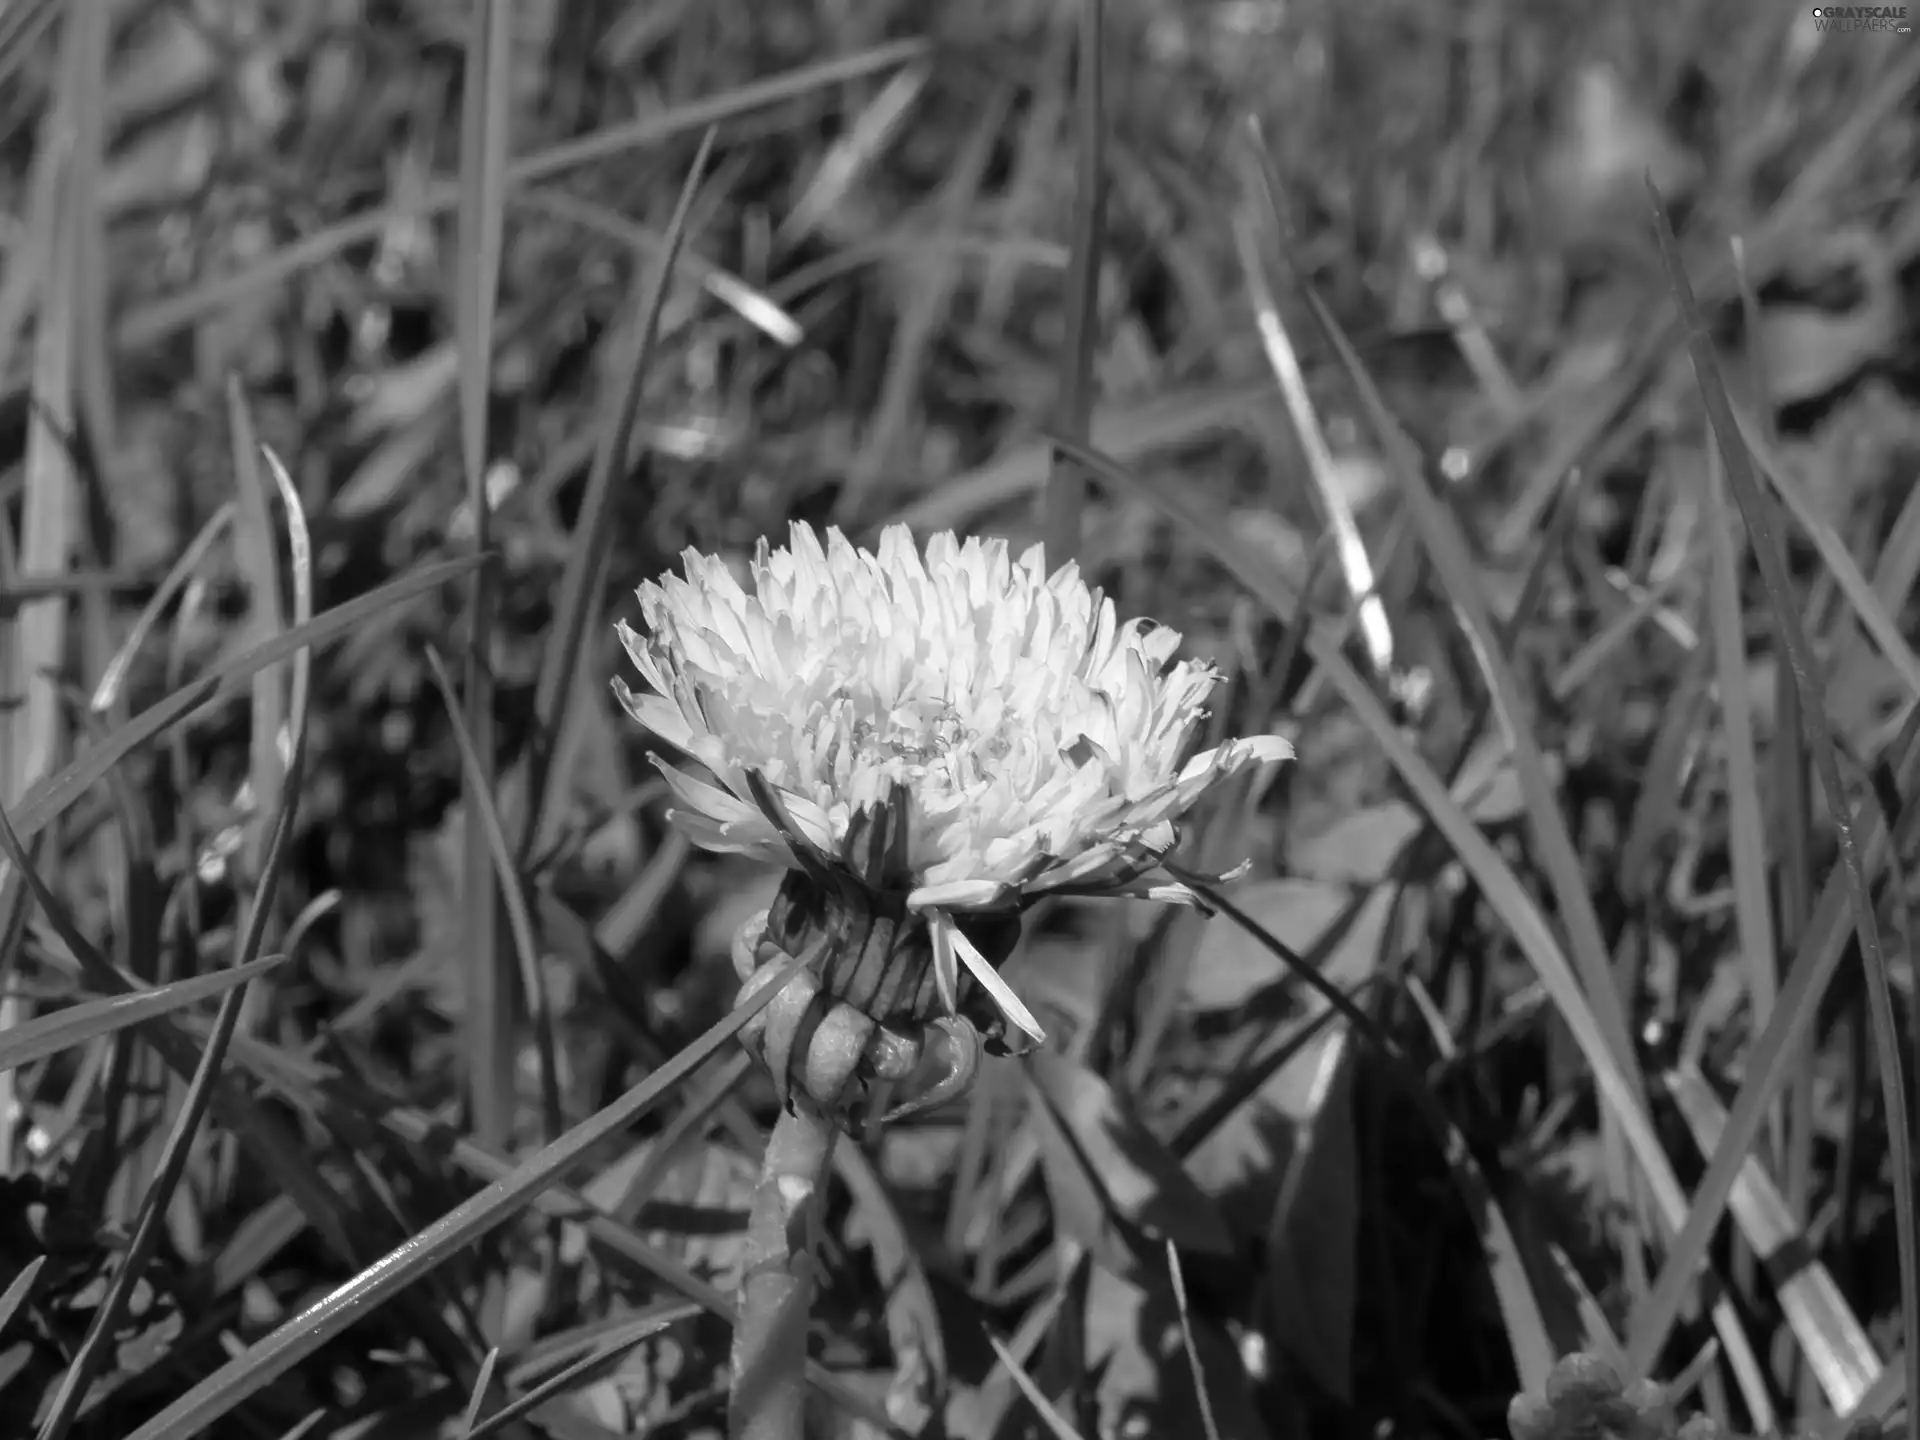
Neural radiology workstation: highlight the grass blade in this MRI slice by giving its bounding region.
[1038,0,1107,566]
[0,1254,44,1337]
[87,502,234,715]
[120,953,806,1440]
[0,955,285,1076]
[523,128,716,861]
[35,442,315,1440]
[458,1347,500,1439]
[8,555,481,844]
[197,1015,901,1434]
[1634,190,1918,1428]
[987,1330,1092,1440]
[836,84,1009,525]
[1667,1065,1881,1412]
[1043,434,1749,1366]
[1165,1241,1225,1440]
[112,43,927,355]
[0,0,88,1164]
[425,645,561,1144]
[454,0,518,1159]
[1700,437,1779,1042]
[1233,161,1391,683]
[467,1309,684,1440]
[225,381,287,884]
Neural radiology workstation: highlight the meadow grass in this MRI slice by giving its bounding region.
[1,1,1918,1436]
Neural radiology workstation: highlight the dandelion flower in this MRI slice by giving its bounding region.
[616,522,1290,1117]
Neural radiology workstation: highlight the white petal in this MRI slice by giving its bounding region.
[1177,734,1292,784]
[612,680,696,750]
[663,807,793,865]
[933,909,1047,1044]
[930,912,960,1016]
[653,757,762,829]
[909,879,1008,911]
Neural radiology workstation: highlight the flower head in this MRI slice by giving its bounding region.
[616,521,1290,1048]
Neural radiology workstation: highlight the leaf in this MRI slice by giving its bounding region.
[1024,1051,1233,1279]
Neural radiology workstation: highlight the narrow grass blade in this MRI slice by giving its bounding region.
[1038,0,1107,566]
[456,0,513,500]
[837,85,1009,525]
[1233,173,1390,682]
[35,443,314,1440]
[426,645,561,1143]
[467,1309,685,1439]
[226,381,287,881]
[196,1015,901,1435]
[514,188,800,345]
[780,58,930,247]
[457,1347,500,1438]
[88,502,234,714]
[1666,1065,1881,1412]
[1635,192,1918,1429]
[6,0,83,808]
[0,955,285,1076]
[120,955,806,1440]
[1734,409,1920,703]
[885,382,1269,533]
[9,555,480,843]
[1293,282,1644,1089]
[0,0,84,1126]
[988,1328,1092,1440]
[453,0,518,1160]
[1045,433,1767,1394]
[524,128,716,862]
[505,1301,703,1386]
[114,43,926,354]
[0,1254,44,1336]
[1166,1241,1225,1440]
[1166,864,1556,1390]
[1700,439,1778,1033]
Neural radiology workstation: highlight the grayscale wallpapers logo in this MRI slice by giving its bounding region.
[1811,5,1913,29]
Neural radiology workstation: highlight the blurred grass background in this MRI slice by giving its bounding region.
[1,0,1920,1437]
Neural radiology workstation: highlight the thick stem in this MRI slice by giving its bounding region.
[729,1103,835,1440]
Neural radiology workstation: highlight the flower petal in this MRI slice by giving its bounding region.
[932,909,1046,1044]
[612,678,696,751]
[931,913,961,1016]
[909,878,1010,912]
[653,756,762,830]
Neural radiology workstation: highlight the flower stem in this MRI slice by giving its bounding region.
[729,1102,835,1440]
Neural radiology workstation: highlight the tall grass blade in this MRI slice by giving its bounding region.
[0,956,285,1077]
[36,438,314,1440]
[10,556,481,843]
[426,645,562,1143]
[523,128,716,860]
[1636,190,1918,1432]
[455,0,519,1159]
[1039,0,1107,566]
[120,955,806,1440]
